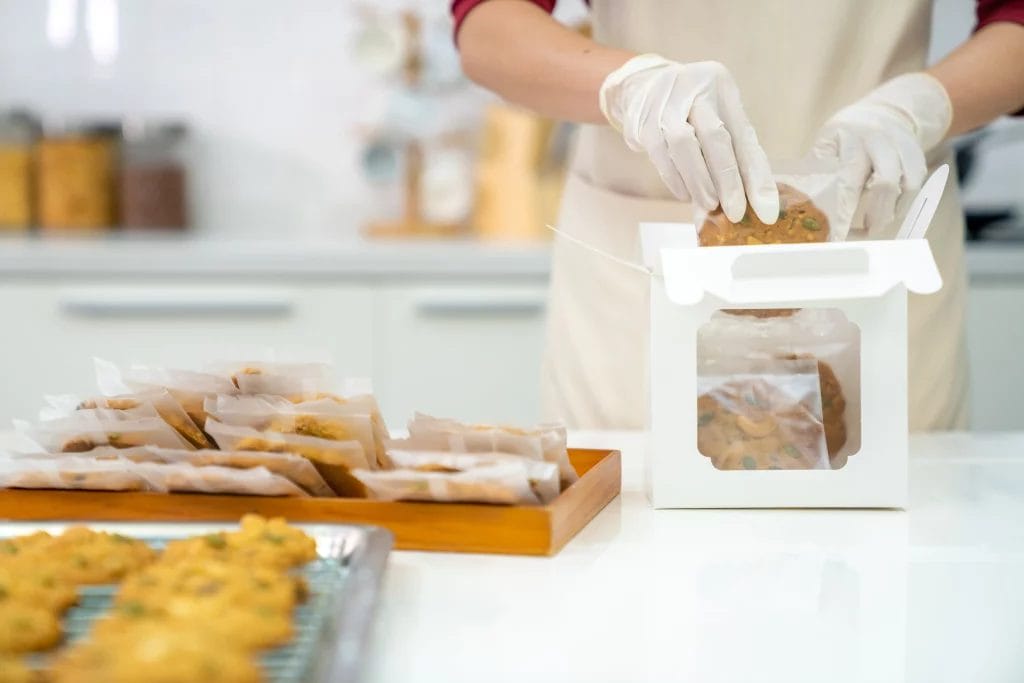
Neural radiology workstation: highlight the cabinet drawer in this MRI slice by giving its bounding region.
[0,281,374,422]
[373,284,548,426]
[967,284,1024,429]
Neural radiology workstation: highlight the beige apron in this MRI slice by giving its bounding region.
[541,0,970,431]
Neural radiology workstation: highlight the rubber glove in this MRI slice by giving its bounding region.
[599,54,778,224]
[812,72,952,236]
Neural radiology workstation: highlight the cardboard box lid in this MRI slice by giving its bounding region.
[640,223,942,305]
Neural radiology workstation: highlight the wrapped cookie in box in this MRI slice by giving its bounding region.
[639,165,950,508]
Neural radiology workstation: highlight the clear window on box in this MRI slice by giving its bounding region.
[696,308,861,470]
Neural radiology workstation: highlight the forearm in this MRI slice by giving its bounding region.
[928,21,1024,137]
[457,0,635,123]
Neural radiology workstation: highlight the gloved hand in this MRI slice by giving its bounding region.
[812,72,952,236]
[600,54,778,224]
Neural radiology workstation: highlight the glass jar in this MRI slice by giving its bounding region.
[118,121,188,230]
[0,111,39,231]
[35,121,120,231]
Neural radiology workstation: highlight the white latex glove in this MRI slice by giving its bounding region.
[600,54,778,224]
[812,72,953,236]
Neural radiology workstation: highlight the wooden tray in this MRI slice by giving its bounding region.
[0,449,620,556]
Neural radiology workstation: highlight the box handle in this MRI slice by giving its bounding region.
[730,248,870,281]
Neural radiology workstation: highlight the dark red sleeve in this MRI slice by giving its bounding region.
[976,0,1024,29]
[452,0,558,41]
[975,0,1024,115]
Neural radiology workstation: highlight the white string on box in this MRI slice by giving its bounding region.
[545,224,659,279]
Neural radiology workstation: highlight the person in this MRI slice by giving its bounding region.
[452,0,1024,430]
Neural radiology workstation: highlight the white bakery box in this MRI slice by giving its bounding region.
[640,220,943,509]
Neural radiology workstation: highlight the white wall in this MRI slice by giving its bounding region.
[0,0,461,239]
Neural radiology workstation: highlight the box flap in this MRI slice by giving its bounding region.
[640,223,698,273]
[657,237,942,305]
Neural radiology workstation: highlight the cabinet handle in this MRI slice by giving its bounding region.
[59,292,295,318]
[415,294,546,318]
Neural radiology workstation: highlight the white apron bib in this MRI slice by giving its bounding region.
[541,0,969,431]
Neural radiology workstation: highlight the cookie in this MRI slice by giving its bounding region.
[778,355,848,458]
[0,656,37,683]
[699,183,830,246]
[32,528,157,584]
[97,600,294,651]
[0,602,61,654]
[49,624,264,683]
[0,565,78,614]
[116,558,304,614]
[697,378,829,470]
[162,516,317,570]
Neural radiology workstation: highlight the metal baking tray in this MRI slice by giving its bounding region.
[8,521,393,683]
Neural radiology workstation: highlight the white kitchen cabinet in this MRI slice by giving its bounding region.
[967,283,1024,430]
[0,281,375,423]
[372,284,548,427]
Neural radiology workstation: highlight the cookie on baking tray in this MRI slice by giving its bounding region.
[48,623,264,683]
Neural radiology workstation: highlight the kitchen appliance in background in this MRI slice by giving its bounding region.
[0,110,39,232]
[119,120,188,230]
[956,123,1024,242]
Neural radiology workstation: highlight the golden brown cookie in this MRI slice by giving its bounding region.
[116,558,304,614]
[697,378,829,470]
[0,565,78,614]
[96,600,294,651]
[699,183,829,246]
[778,355,848,458]
[49,623,264,683]
[0,602,61,654]
[32,528,157,584]
[0,656,37,683]
[162,515,317,570]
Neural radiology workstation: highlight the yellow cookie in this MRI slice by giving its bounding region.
[49,624,264,683]
[0,602,61,654]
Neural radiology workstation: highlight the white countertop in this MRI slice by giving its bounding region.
[0,235,1020,281]
[1,430,1022,683]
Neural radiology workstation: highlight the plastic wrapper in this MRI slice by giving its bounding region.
[697,308,860,467]
[42,390,212,449]
[695,159,842,245]
[696,357,830,470]
[16,408,195,453]
[385,446,560,504]
[204,395,378,470]
[277,393,390,468]
[352,461,544,506]
[407,413,577,487]
[94,358,237,435]
[0,454,307,497]
[204,359,334,395]
[204,419,369,497]
[78,445,336,497]
[131,462,308,497]
[0,455,149,491]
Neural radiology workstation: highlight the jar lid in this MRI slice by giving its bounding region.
[0,108,42,140]
[122,119,188,143]
[40,117,123,138]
